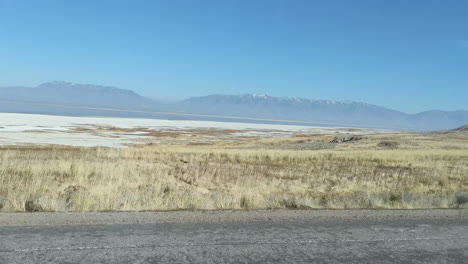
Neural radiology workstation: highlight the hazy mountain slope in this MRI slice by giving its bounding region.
[435,124,468,134]
[409,110,468,131]
[176,94,408,129]
[175,94,468,130]
[0,81,156,109]
[453,124,468,132]
[0,82,466,130]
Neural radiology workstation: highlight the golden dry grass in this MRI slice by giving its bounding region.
[0,133,467,212]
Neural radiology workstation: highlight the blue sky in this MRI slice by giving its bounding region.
[0,0,467,113]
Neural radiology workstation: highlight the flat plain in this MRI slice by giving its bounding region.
[0,113,467,212]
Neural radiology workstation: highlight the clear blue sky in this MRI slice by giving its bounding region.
[1,0,467,113]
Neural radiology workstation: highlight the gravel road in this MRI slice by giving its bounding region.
[0,210,466,263]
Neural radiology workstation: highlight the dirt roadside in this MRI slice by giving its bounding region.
[0,209,466,227]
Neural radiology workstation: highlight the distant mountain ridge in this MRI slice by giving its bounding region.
[177,94,468,130]
[0,81,155,109]
[0,81,467,131]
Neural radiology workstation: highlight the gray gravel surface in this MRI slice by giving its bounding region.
[0,210,466,263]
[0,209,466,227]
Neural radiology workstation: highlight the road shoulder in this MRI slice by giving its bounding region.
[0,209,466,227]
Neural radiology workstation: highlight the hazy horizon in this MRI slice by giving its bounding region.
[2,80,467,115]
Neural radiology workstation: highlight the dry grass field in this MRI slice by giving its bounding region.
[0,131,467,212]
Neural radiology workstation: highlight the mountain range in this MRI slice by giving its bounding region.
[0,81,466,131]
[0,81,154,109]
